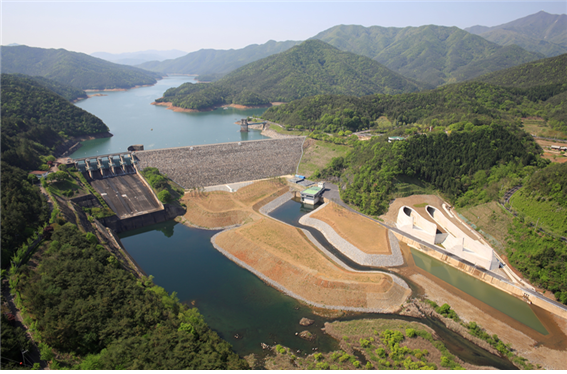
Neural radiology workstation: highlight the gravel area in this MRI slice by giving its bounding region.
[299,203,404,267]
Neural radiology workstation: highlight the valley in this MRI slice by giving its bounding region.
[2,6,567,370]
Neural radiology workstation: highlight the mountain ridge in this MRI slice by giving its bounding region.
[465,11,567,57]
[155,40,430,110]
[1,45,162,90]
[311,24,545,87]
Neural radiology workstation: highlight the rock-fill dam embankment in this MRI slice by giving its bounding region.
[134,138,305,189]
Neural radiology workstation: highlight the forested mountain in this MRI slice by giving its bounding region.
[474,53,567,89]
[138,40,301,81]
[1,45,162,90]
[466,11,567,57]
[311,24,544,87]
[156,40,429,110]
[262,79,567,134]
[9,74,88,101]
[12,224,248,369]
[1,74,108,263]
[91,49,187,65]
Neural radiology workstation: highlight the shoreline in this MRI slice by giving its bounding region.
[55,131,113,158]
[151,100,283,113]
[84,83,155,92]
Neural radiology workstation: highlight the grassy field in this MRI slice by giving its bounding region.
[297,139,351,178]
[522,118,567,140]
[510,189,567,237]
[457,201,514,254]
[48,178,87,197]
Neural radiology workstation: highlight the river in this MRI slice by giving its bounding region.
[76,78,521,367]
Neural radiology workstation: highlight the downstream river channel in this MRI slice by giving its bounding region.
[75,78,525,368]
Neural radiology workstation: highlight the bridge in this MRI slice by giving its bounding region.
[73,152,136,179]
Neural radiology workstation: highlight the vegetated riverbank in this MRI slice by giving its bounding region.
[258,318,499,370]
[84,83,156,92]
[150,100,278,113]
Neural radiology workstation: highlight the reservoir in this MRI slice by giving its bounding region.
[71,75,268,159]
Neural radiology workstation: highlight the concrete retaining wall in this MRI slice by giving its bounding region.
[99,204,186,233]
[299,203,404,267]
[135,138,305,189]
[393,232,567,319]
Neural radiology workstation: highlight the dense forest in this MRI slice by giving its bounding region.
[155,40,429,110]
[311,24,544,87]
[1,45,162,90]
[317,125,545,215]
[0,74,108,267]
[8,74,88,101]
[262,52,567,135]
[12,224,248,369]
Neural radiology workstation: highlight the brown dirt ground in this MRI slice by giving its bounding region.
[388,239,567,370]
[311,202,391,255]
[180,179,288,229]
[215,217,410,311]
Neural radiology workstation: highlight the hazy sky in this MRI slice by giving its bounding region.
[2,1,566,54]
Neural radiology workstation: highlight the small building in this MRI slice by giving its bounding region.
[300,182,325,205]
[29,170,50,179]
[388,136,405,142]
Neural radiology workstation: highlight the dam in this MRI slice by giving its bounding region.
[134,137,306,189]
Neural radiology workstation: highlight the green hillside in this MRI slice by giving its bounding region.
[138,40,301,80]
[466,11,567,57]
[9,74,88,101]
[474,53,567,89]
[1,45,162,90]
[156,40,429,111]
[1,73,108,265]
[312,24,545,87]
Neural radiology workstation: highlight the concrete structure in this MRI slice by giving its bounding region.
[134,138,305,189]
[74,152,136,180]
[128,144,144,152]
[90,174,163,219]
[396,205,497,270]
[300,182,325,205]
[240,119,249,132]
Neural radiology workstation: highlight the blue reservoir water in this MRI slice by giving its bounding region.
[71,75,268,158]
